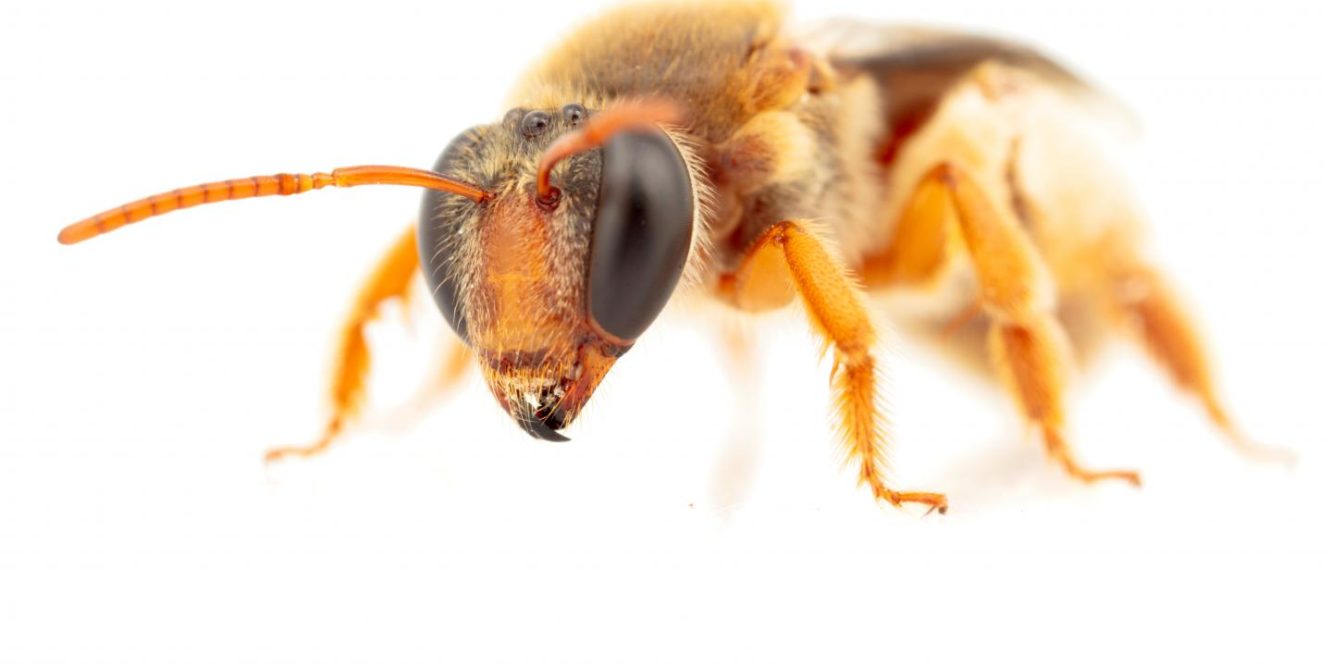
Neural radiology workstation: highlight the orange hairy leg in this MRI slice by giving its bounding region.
[709,322,762,510]
[926,163,1139,484]
[723,221,948,513]
[435,336,474,393]
[409,335,473,410]
[265,226,423,462]
[368,334,473,434]
[1107,264,1291,461]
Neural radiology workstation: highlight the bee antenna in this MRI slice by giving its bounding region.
[57,165,492,245]
[535,98,684,203]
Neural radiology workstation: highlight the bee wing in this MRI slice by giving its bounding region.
[801,21,1139,136]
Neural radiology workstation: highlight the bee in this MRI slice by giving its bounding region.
[58,0,1279,514]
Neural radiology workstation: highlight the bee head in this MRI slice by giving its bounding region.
[55,97,695,443]
[419,101,695,440]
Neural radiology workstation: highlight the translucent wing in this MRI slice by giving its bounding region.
[801,21,1139,138]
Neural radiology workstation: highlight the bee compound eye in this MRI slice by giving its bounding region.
[418,130,485,342]
[521,110,552,138]
[586,130,694,341]
[417,219,468,341]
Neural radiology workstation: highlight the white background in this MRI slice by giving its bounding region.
[2,0,1330,664]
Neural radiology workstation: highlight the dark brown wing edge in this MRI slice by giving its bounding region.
[805,22,1137,141]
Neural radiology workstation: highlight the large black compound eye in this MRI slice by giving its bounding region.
[587,130,694,341]
[418,130,483,342]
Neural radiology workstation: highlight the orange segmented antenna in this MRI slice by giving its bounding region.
[535,99,684,202]
[57,165,492,245]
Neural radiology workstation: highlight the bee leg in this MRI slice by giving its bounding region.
[426,335,473,400]
[1106,263,1292,462]
[989,320,1139,485]
[918,162,1141,485]
[397,334,472,419]
[709,322,761,510]
[721,221,949,513]
[264,226,420,463]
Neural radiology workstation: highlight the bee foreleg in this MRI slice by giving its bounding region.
[724,220,949,513]
[917,162,1141,485]
[265,225,422,463]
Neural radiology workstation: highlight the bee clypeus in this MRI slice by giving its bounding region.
[59,1,1279,514]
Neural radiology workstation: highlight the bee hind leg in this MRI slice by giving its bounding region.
[720,220,949,513]
[914,162,1141,485]
[1104,262,1292,463]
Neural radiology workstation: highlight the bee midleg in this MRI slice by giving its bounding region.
[720,220,949,513]
[1100,260,1289,461]
[265,225,424,463]
[912,163,1141,485]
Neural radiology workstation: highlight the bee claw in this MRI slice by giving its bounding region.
[876,486,949,515]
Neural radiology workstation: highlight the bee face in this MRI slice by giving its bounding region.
[419,104,694,440]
